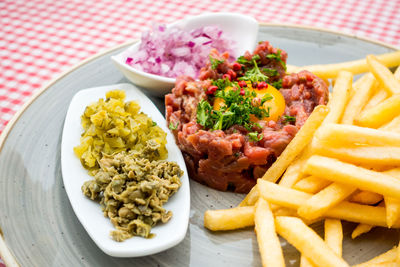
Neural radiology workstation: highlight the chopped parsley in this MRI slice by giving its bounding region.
[283,115,296,123]
[266,50,286,70]
[272,79,283,89]
[152,121,157,126]
[238,58,269,84]
[237,53,283,86]
[262,68,278,77]
[197,44,288,131]
[196,85,271,131]
[212,77,234,90]
[261,93,273,104]
[248,132,263,142]
[168,122,179,130]
[209,55,225,70]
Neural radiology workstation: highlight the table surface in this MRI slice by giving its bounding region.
[0,0,399,265]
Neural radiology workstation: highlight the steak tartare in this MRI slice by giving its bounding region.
[165,41,329,193]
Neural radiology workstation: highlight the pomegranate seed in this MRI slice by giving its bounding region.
[228,69,237,79]
[238,81,247,87]
[257,81,268,89]
[222,74,231,81]
[232,62,242,71]
[206,85,218,95]
[240,88,245,95]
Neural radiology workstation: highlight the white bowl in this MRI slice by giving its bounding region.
[111,12,259,97]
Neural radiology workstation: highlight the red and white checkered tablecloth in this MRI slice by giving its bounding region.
[0,0,400,136]
[0,0,399,263]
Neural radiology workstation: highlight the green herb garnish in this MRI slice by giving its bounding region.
[237,54,260,65]
[283,115,296,123]
[266,50,286,70]
[209,55,225,70]
[272,79,283,89]
[238,59,269,84]
[248,132,263,142]
[262,68,278,77]
[261,93,273,105]
[168,122,179,130]
[196,85,270,131]
[212,77,235,91]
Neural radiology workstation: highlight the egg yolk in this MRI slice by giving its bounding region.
[249,84,285,122]
[212,83,285,122]
[213,86,232,111]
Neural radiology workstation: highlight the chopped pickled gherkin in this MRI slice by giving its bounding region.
[76,90,183,242]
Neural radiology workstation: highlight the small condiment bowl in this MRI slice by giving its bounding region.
[111,12,259,97]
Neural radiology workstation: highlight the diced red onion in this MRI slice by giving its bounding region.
[125,57,133,64]
[124,23,236,79]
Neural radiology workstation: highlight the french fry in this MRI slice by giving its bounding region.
[297,182,357,220]
[311,140,400,166]
[258,180,393,227]
[341,73,377,124]
[326,202,389,228]
[383,168,400,227]
[295,51,400,79]
[300,256,314,267]
[278,146,312,188]
[355,261,399,267]
[278,155,306,188]
[254,199,285,267]
[261,105,329,183]
[397,241,400,265]
[351,223,374,239]
[395,66,400,80]
[374,66,400,131]
[315,123,400,147]
[363,88,388,111]
[379,114,400,133]
[303,155,400,199]
[323,71,353,124]
[385,196,400,228]
[204,206,255,231]
[286,64,298,73]
[239,185,259,207]
[350,191,383,205]
[356,94,400,128]
[293,176,331,194]
[351,202,385,238]
[325,219,343,256]
[367,55,400,95]
[353,246,398,267]
[258,179,310,209]
[275,216,349,267]
[240,106,329,206]
[273,207,298,217]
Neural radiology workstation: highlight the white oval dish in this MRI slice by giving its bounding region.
[111,12,259,97]
[61,83,190,257]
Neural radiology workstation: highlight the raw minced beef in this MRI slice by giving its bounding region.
[165,41,329,193]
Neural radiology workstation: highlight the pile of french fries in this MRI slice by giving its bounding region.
[204,51,400,267]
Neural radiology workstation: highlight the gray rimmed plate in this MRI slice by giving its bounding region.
[0,24,398,267]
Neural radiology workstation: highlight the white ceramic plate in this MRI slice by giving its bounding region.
[61,83,190,257]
